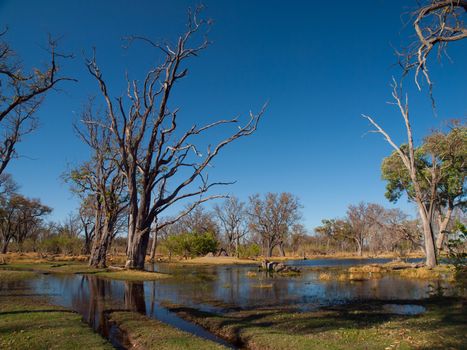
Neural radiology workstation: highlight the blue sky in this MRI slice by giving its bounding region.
[0,0,465,230]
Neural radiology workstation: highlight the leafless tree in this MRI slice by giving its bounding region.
[345,202,386,256]
[86,8,265,269]
[248,193,301,257]
[214,196,248,257]
[363,81,439,267]
[78,196,97,255]
[67,104,128,267]
[0,30,74,175]
[289,223,308,256]
[400,0,466,92]
[0,194,51,253]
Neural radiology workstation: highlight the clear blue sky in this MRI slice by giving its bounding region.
[1,0,465,230]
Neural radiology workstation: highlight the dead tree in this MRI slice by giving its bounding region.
[0,31,74,175]
[345,203,385,257]
[68,104,127,268]
[78,196,97,255]
[400,0,467,92]
[363,80,439,267]
[86,8,265,269]
[248,193,301,257]
[214,196,248,257]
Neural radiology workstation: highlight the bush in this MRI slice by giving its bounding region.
[38,234,83,255]
[238,243,260,259]
[448,221,467,268]
[164,232,218,258]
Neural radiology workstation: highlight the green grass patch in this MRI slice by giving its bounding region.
[168,298,467,350]
[0,261,102,274]
[0,290,111,349]
[0,261,172,281]
[95,269,169,281]
[108,311,227,349]
[0,270,37,281]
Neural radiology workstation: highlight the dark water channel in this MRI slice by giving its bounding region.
[1,258,461,349]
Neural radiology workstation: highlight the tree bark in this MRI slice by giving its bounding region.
[1,238,10,254]
[125,224,151,270]
[266,241,274,258]
[279,242,286,257]
[89,218,114,268]
[355,239,363,256]
[149,228,158,262]
[435,206,453,252]
[419,207,437,268]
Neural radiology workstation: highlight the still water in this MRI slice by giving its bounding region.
[0,258,460,348]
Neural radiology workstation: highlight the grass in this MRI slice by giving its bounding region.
[0,258,172,281]
[168,298,467,350]
[0,261,102,274]
[179,256,258,265]
[0,270,37,281]
[95,269,169,281]
[108,311,227,349]
[0,270,112,350]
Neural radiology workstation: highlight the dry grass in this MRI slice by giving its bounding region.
[349,264,384,273]
[251,283,273,288]
[398,265,456,280]
[181,256,258,265]
[246,271,258,278]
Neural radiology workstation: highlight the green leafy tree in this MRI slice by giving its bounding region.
[382,124,466,253]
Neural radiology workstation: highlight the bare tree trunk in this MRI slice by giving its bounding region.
[126,225,151,270]
[279,242,286,257]
[1,239,10,254]
[435,206,452,252]
[83,239,91,255]
[235,234,240,258]
[266,241,274,258]
[419,207,437,268]
[355,239,363,256]
[89,218,114,268]
[149,228,158,262]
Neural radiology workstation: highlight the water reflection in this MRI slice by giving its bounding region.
[1,259,463,349]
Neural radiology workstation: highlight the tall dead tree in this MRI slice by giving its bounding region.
[67,104,127,268]
[0,31,74,175]
[214,196,248,257]
[87,8,265,269]
[363,80,439,267]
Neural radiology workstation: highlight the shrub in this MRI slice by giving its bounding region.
[448,221,467,268]
[164,232,218,258]
[238,243,261,259]
[38,234,83,255]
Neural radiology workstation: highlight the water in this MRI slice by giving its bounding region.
[0,258,459,349]
[382,304,426,315]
